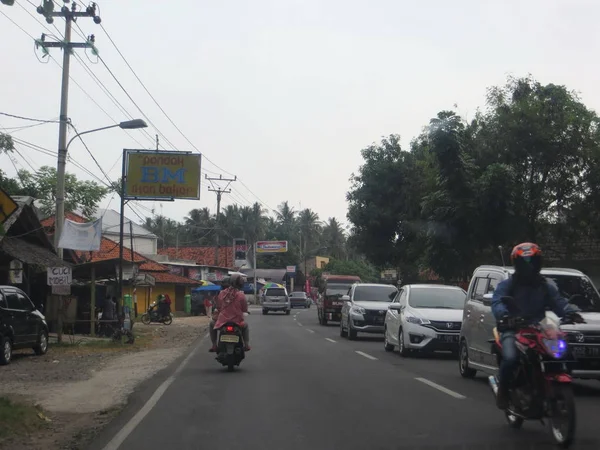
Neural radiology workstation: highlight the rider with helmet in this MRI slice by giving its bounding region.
[209,274,250,352]
[491,242,582,409]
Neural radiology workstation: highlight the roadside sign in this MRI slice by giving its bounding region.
[0,187,18,225]
[256,240,288,254]
[47,267,72,285]
[286,265,296,274]
[52,285,71,296]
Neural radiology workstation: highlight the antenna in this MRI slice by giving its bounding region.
[498,245,506,266]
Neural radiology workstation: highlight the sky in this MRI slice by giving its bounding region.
[1,0,600,231]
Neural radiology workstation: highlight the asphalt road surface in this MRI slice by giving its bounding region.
[94,307,600,450]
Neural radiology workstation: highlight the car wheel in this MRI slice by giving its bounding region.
[459,339,477,378]
[348,320,357,340]
[340,319,348,338]
[384,328,394,352]
[398,328,410,357]
[0,336,12,365]
[285,310,291,315]
[33,330,48,355]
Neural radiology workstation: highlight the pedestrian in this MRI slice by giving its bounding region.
[204,294,212,317]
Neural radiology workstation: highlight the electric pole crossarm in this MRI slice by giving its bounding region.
[205,175,237,266]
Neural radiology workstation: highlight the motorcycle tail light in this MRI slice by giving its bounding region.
[226,326,235,332]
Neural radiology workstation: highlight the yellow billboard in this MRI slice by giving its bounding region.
[0,187,18,225]
[124,150,201,200]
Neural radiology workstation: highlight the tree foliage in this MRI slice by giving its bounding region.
[347,75,600,282]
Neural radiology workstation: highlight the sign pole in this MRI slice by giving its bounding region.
[118,149,126,322]
[253,241,257,304]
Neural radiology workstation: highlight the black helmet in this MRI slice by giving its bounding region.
[230,273,247,290]
[221,276,231,289]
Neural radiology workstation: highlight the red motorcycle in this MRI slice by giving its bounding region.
[489,296,584,448]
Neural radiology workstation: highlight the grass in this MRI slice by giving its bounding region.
[0,397,47,441]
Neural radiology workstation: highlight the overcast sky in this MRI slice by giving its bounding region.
[1,0,599,230]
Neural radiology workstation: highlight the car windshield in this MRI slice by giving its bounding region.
[545,275,600,313]
[353,285,397,302]
[326,283,353,296]
[408,287,466,309]
[266,288,286,296]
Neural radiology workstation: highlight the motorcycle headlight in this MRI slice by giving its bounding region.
[543,338,567,359]
[405,316,430,325]
[350,306,366,315]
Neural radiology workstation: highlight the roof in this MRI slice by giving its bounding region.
[407,284,463,289]
[322,274,361,280]
[474,265,584,276]
[158,246,234,268]
[354,283,397,288]
[241,268,286,280]
[74,237,147,264]
[152,271,201,285]
[0,237,70,269]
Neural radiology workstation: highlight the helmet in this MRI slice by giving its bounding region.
[221,276,231,289]
[511,242,542,279]
[230,273,247,290]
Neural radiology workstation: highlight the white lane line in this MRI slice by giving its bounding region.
[297,322,303,327]
[355,350,378,360]
[305,328,315,333]
[102,334,207,450]
[325,338,336,343]
[415,377,466,399]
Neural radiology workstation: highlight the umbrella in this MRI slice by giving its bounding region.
[263,282,284,289]
[192,284,221,292]
[198,280,215,286]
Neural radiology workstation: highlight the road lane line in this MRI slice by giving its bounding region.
[306,328,315,333]
[325,338,336,343]
[415,377,466,399]
[297,322,303,327]
[102,334,208,450]
[355,351,378,360]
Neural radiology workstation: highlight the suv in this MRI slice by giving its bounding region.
[262,287,291,315]
[340,283,398,340]
[458,266,600,381]
[0,286,49,365]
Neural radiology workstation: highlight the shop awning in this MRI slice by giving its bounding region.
[0,237,71,269]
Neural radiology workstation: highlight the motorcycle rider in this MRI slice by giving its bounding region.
[209,274,250,352]
[492,242,582,410]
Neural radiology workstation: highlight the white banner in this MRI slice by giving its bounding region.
[9,260,22,284]
[58,218,102,251]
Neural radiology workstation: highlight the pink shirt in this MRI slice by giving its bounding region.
[214,288,248,329]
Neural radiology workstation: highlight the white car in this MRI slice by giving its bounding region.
[384,284,467,356]
[340,283,398,339]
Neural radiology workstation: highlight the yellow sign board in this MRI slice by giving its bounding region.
[0,187,18,225]
[124,151,201,200]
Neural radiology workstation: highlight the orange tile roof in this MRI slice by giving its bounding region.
[139,259,168,272]
[41,212,87,229]
[152,271,201,285]
[157,246,234,267]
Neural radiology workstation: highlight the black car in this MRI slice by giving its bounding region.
[0,286,49,365]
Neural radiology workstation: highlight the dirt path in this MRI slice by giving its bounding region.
[0,316,209,450]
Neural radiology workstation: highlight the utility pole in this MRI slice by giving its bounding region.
[35,1,101,258]
[206,174,236,266]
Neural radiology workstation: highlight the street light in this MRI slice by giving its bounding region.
[54,118,148,258]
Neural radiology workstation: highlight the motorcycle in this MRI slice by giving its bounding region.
[215,322,246,371]
[141,302,173,325]
[488,295,584,448]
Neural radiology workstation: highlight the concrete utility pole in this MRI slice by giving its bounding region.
[35,1,101,258]
[206,174,236,266]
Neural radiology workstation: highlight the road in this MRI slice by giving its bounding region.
[95,307,600,450]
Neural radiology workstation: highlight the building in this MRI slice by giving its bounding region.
[303,256,330,275]
[96,208,158,255]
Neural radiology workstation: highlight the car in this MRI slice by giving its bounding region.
[458,265,600,381]
[0,286,49,365]
[262,286,291,315]
[384,284,466,356]
[340,283,398,340]
[289,291,310,309]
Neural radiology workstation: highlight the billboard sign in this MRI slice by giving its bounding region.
[124,150,201,200]
[47,267,72,286]
[286,265,296,274]
[256,240,288,254]
[0,187,18,225]
[233,238,248,267]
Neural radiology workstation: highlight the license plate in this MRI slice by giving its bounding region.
[331,301,344,306]
[372,317,384,324]
[220,335,239,343]
[437,334,458,343]
[571,345,600,358]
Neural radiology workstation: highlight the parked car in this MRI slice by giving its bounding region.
[458,265,600,381]
[289,291,310,309]
[262,287,291,315]
[340,283,398,340]
[0,286,49,365]
[384,284,466,356]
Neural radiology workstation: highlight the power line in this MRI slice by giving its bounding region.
[0,111,59,123]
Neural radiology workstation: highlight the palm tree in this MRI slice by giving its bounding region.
[323,217,346,259]
[184,207,215,245]
[275,201,297,241]
[298,208,321,258]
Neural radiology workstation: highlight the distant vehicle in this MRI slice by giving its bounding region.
[316,275,361,325]
[340,283,398,340]
[0,286,49,365]
[385,284,466,356]
[289,291,310,309]
[262,287,291,315]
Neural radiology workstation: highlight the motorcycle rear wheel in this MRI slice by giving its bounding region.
[550,384,576,448]
[163,315,173,325]
[141,314,151,325]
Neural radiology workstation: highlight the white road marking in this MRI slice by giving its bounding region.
[325,338,336,343]
[355,350,378,360]
[415,377,466,399]
[297,322,303,327]
[306,328,315,333]
[101,334,207,450]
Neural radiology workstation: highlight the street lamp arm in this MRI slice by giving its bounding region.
[65,119,147,152]
[66,124,120,152]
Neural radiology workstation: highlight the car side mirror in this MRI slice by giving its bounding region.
[482,293,493,306]
[388,304,402,311]
[341,295,350,302]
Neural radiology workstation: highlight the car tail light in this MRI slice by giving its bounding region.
[226,326,234,332]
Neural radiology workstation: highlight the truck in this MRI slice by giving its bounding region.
[316,274,361,325]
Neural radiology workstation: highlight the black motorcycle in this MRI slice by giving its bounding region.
[215,322,246,372]
[141,303,173,325]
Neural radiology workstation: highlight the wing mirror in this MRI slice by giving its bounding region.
[388,303,402,311]
[341,295,350,302]
[482,293,493,306]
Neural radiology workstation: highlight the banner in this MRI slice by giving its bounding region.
[58,218,102,251]
[233,238,248,267]
[9,260,22,284]
[256,240,288,253]
[124,150,201,200]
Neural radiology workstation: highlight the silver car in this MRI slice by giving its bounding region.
[262,287,291,315]
[340,283,398,340]
[385,284,466,356]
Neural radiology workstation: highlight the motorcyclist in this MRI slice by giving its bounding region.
[492,242,582,410]
[209,274,250,352]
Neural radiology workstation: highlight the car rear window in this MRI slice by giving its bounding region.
[290,292,306,298]
[266,288,286,296]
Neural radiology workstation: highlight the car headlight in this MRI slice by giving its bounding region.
[543,338,567,359]
[350,306,366,315]
[405,316,430,325]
